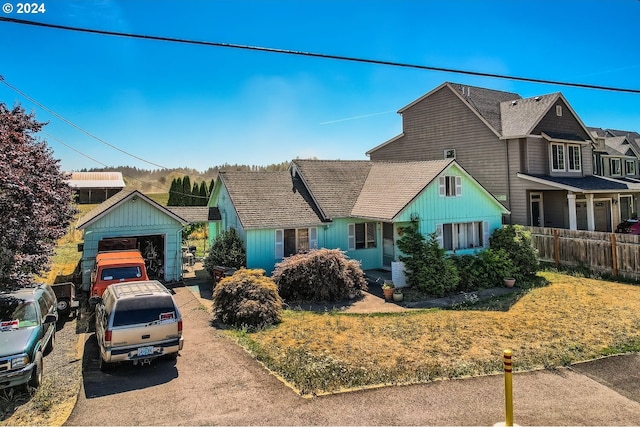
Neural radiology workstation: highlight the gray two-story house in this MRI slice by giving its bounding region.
[367,82,640,232]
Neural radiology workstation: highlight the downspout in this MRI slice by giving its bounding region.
[505,139,513,224]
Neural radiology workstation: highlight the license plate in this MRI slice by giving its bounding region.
[137,346,154,357]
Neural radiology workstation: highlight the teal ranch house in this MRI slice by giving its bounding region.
[207,159,509,275]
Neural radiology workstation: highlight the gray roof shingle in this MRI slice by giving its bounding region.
[290,159,372,219]
[447,83,521,134]
[500,94,560,137]
[219,171,325,229]
[352,159,454,220]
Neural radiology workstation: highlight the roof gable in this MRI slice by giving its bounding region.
[500,93,559,137]
[291,159,372,219]
[76,190,187,230]
[351,159,453,220]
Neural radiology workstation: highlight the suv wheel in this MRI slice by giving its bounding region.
[28,351,43,388]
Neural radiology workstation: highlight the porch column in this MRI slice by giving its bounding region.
[567,192,577,230]
[585,193,595,231]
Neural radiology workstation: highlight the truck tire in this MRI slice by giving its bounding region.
[57,298,71,317]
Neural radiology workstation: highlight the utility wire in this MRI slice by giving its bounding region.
[0,74,170,170]
[43,131,211,199]
[1,16,639,94]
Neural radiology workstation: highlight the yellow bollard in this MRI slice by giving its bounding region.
[504,349,514,427]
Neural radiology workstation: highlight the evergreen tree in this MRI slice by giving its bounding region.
[174,177,183,206]
[199,181,208,206]
[182,176,191,206]
[192,182,199,206]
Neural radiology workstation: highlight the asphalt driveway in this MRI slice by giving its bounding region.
[65,285,640,426]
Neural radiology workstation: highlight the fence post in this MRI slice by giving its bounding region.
[553,228,559,267]
[610,233,618,277]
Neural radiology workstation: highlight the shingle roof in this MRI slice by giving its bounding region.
[166,207,211,224]
[290,159,372,219]
[219,171,325,229]
[67,171,126,189]
[447,83,521,134]
[500,94,560,137]
[519,174,633,191]
[351,159,454,220]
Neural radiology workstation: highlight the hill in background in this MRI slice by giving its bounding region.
[80,161,291,193]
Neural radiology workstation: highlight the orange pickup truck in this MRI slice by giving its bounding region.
[90,250,149,298]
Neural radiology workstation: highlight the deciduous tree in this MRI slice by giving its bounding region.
[0,104,76,289]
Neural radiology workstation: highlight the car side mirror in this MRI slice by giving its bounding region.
[44,313,57,324]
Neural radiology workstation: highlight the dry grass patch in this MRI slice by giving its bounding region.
[230,272,640,395]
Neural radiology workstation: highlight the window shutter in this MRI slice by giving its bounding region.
[348,223,356,251]
[455,176,462,196]
[275,229,284,259]
[435,224,443,248]
[439,176,446,196]
[483,221,490,248]
[309,227,318,249]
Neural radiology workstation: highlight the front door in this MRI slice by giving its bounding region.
[530,193,544,227]
[382,223,394,269]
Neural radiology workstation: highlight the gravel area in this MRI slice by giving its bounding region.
[0,312,85,426]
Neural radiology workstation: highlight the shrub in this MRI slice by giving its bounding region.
[453,249,515,291]
[397,222,458,297]
[204,228,246,275]
[272,249,368,303]
[212,269,282,330]
[489,225,539,283]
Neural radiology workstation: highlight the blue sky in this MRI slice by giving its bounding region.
[1,0,639,172]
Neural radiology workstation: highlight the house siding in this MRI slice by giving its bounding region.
[80,198,183,290]
[370,86,510,206]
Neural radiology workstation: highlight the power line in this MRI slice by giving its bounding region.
[43,131,210,199]
[0,75,170,170]
[1,16,640,94]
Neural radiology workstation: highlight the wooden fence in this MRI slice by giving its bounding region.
[525,226,640,281]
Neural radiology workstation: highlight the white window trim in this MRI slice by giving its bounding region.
[435,221,489,251]
[275,227,318,259]
[567,144,582,172]
[444,149,456,159]
[348,222,377,250]
[551,143,565,172]
[611,158,622,176]
[275,229,284,259]
[626,160,636,176]
[439,176,462,197]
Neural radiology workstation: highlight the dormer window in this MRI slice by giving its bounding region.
[610,158,622,176]
[626,160,636,176]
[551,143,565,171]
[551,143,581,172]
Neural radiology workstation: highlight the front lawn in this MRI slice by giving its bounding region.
[228,272,640,396]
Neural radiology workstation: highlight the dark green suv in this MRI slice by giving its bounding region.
[0,284,58,390]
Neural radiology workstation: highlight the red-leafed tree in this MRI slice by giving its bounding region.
[0,103,76,289]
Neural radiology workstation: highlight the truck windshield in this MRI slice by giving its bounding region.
[112,296,176,327]
[101,266,142,281]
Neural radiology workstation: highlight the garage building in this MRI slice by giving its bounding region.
[75,190,210,292]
